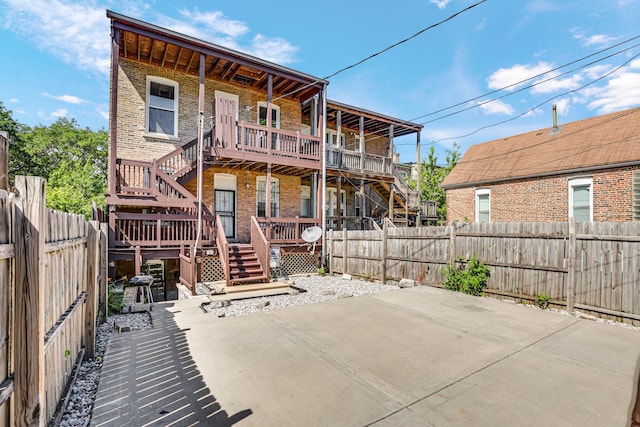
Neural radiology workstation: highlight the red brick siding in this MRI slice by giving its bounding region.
[445,165,640,224]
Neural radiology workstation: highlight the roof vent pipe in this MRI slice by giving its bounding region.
[552,104,558,130]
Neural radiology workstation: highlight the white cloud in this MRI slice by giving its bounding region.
[476,18,486,31]
[487,62,553,91]
[585,71,640,114]
[178,9,248,38]
[1,0,110,75]
[578,34,617,48]
[51,108,68,118]
[97,105,109,120]
[248,35,298,64]
[42,92,88,104]
[430,0,453,9]
[553,98,570,115]
[478,99,514,115]
[526,0,559,13]
[530,73,582,94]
[582,64,614,80]
[7,98,19,103]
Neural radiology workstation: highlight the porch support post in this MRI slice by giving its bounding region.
[109,26,120,197]
[388,124,394,158]
[319,87,327,266]
[311,96,318,136]
[266,163,272,241]
[337,177,342,230]
[359,116,365,172]
[337,110,342,168]
[416,131,421,226]
[388,186,394,224]
[195,53,205,251]
[315,172,322,220]
[267,74,273,153]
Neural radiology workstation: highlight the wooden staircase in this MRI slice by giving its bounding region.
[228,244,268,285]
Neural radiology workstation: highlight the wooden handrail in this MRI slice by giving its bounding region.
[250,216,270,280]
[215,215,230,287]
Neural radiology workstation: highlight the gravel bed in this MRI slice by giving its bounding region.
[204,275,400,318]
[59,312,152,427]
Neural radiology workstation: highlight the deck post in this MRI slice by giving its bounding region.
[267,74,273,155]
[265,163,272,240]
[84,221,99,360]
[336,177,342,230]
[359,116,365,172]
[109,27,120,197]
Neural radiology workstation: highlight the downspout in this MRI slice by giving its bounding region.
[193,112,204,259]
[321,88,328,266]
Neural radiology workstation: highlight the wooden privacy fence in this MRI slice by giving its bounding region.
[327,220,640,325]
[0,176,106,426]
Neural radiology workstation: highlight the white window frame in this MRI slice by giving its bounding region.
[326,129,345,147]
[145,76,179,138]
[475,189,491,223]
[300,185,311,218]
[568,177,593,222]
[257,102,280,128]
[256,176,280,217]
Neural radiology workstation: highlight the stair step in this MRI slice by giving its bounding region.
[230,275,268,285]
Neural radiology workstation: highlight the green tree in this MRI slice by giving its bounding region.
[409,143,460,224]
[1,102,108,217]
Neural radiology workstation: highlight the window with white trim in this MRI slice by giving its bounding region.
[257,102,280,128]
[300,185,311,218]
[146,77,178,137]
[634,172,640,221]
[355,193,361,217]
[569,178,593,222]
[326,188,346,217]
[475,189,490,223]
[326,129,345,147]
[256,177,280,217]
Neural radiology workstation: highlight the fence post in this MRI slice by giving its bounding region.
[13,176,46,426]
[566,217,576,312]
[328,229,333,276]
[449,223,457,265]
[342,229,347,274]
[381,220,388,284]
[0,132,8,191]
[99,223,109,323]
[83,221,99,360]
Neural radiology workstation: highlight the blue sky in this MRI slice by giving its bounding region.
[1,0,640,164]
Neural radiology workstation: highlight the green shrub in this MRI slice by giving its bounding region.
[536,294,550,309]
[442,255,490,296]
[107,282,124,316]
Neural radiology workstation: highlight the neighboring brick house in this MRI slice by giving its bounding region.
[441,107,640,224]
[106,11,425,295]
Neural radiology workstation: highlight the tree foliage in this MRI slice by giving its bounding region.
[1,101,108,218]
[409,143,460,224]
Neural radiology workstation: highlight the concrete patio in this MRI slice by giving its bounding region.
[91,286,640,426]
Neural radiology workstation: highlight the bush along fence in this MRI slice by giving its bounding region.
[0,176,107,426]
[327,219,640,326]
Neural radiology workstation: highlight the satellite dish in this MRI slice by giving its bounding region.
[301,226,322,255]
[301,226,322,243]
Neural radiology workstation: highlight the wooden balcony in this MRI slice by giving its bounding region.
[213,123,322,171]
[112,212,216,248]
[325,147,393,176]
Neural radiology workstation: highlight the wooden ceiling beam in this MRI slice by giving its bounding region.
[206,57,220,77]
[185,50,197,74]
[174,47,183,70]
[160,42,169,67]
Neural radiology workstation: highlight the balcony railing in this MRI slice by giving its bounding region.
[325,147,392,176]
[214,122,322,164]
[113,212,216,248]
[256,217,321,244]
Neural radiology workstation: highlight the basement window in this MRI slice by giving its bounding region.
[634,172,640,221]
[146,77,178,138]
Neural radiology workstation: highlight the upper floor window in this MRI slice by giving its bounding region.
[475,189,490,223]
[326,129,345,147]
[569,178,593,222]
[146,77,178,137]
[257,102,280,128]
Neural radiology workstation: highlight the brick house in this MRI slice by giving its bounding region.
[106,11,426,297]
[441,107,640,224]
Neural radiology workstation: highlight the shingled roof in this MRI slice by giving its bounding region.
[441,107,640,189]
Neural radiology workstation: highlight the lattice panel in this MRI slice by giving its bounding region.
[201,256,225,282]
[278,252,318,278]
